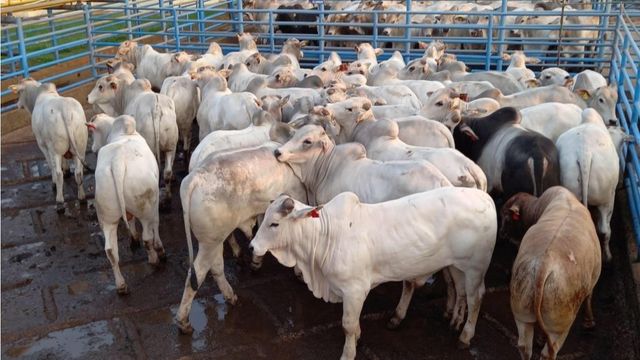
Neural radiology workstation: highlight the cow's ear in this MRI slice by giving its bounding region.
[293,206,323,219]
[501,52,511,61]
[509,204,520,221]
[374,48,384,56]
[299,40,308,48]
[9,84,20,93]
[576,89,591,100]
[354,44,360,52]
[270,122,295,143]
[279,197,295,216]
[526,56,541,64]
[278,95,291,107]
[218,69,231,79]
[418,41,428,49]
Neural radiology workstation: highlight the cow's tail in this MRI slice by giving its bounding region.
[180,173,198,291]
[111,152,130,232]
[534,259,555,359]
[62,110,94,172]
[528,155,547,197]
[152,94,162,165]
[469,165,488,192]
[578,150,592,206]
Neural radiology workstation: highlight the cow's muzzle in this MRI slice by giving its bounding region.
[274,149,282,158]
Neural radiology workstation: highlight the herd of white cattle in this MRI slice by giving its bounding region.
[9,26,634,360]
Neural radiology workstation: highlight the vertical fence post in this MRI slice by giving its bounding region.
[172,7,181,51]
[235,0,244,34]
[47,9,60,61]
[159,0,168,45]
[124,0,133,40]
[16,18,29,78]
[4,28,17,73]
[269,11,275,54]
[132,2,140,39]
[485,15,493,70]
[318,1,325,62]
[197,0,205,45]
[495,0,507,70]
[83,4,98,79]
[372,12,378,49]
[595,1,611,71]
[404,0,412,61]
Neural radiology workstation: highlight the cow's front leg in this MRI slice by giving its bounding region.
[443,268,456,319]
[175,242,215,334]
[387,280,417,329]
[340,291,367,360]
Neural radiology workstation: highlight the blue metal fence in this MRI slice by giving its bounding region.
[0,0,638,248]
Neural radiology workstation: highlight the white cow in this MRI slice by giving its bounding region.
[538,67,572,87]
[160,75,199,152]
[88,75,179,187]
[347,83,422,110]
[10,79,87,213]
[195,68,262,139]
[188,110,277,171]
[246,77,322,106]
[556,109,622,262]
[250,188,497,360]
[520,103,584,142]
[368,67,445,105]
[368,50,406,77]
[221,32,259,69]
[502,51,539,87]
[328,102,487,190]
[116,40,186,90]
[227,62,269,92]
[175,144,307,334]
[273,124,452,206]
[573,70,608,92]
[88,114,165,294]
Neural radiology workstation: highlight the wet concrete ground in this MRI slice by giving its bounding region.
[2,129,640,360]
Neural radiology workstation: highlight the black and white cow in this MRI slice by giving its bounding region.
[453,107,560,199]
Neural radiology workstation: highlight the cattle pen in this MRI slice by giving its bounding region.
[2,0,640,359]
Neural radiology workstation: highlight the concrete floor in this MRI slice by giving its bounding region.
[2,127,639,360]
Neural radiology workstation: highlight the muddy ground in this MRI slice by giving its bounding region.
[2,127,640,360]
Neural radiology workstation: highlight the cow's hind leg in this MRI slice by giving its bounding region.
[340,290,367,360]
[139,217,159,265]
[128,217,141,250]
[388,279,418,329]
[515,319,534,360]
[597,204,614,262]
[458,269,486,348]
[211,243,237,304]
[52,152,65,213]
[540,329,570,360]
[102,222,128,294]
[448,266,467,331]
[163,150,176,188]
[175,242,215,334]
[582,293,596,329]
[443,268,456,319]
[74,155,86,202]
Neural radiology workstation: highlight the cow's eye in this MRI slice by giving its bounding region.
[545,75,551,79]
[98,85,103,91]
[321,67,327,72]
[435,101,444,107]
[409,66,415,71]
[598,98,604,103]
[347,108,353,112]
[270,223,279,227]
[303,139,312,145]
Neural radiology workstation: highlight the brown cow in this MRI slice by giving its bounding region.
[501,186,601,360]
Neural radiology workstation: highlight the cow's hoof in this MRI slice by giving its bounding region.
[175,318,194,335]
[582,320,596,330]
[117,285,130,295]
[386,316,402,330]
[227,294,238,306]
[158,251,167,263]
[457,340,470,350]
[56,203,65,214]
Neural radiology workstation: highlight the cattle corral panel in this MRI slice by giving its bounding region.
[0,0,639,248]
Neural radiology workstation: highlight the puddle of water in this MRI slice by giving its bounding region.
[170,299,209,352]
[213,293,228,321]
[4,320,115,359]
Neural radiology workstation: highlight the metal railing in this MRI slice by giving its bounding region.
[0,0,638,247]
[610,9,640,252]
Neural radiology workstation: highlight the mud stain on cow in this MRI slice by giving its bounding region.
[135,188,155,211]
